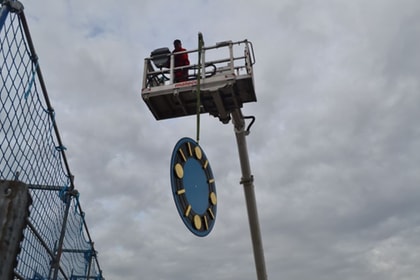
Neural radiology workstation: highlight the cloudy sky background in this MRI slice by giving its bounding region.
[21,0,420,279]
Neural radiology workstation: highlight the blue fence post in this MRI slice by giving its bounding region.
[0,2,10,30]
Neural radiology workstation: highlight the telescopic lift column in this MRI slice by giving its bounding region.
[231,108,267,280]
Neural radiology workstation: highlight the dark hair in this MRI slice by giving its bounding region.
[174,39,181,45]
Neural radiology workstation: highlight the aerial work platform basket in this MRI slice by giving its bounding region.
[141,39,256,123]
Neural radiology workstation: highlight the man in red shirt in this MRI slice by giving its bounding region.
[172,39,190,82]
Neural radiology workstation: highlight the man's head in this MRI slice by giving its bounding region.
[174,39,182,49]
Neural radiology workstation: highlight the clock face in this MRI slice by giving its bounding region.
[170,137,217,237]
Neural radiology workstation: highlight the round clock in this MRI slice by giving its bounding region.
[170,137,217,237]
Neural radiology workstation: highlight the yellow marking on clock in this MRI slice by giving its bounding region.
[194,146,202,160]
[187,142,193,156]
[203,215,209,230]
[208,178,215,184]
[174,163,184,178]
[203,159,208,169]
[209,192,217,205]
[177,189,185,195]
[178,148,187,162]
[193,215,202,230]
[207,208,215,219]
[184,205,191,217]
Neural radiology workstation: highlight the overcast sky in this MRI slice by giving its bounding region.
[22,0,420,279]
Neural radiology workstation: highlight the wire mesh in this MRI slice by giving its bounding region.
[1,3,103,279]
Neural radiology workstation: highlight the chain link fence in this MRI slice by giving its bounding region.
[1,1,104,279]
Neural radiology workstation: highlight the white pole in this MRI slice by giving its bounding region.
[231,109,267,280]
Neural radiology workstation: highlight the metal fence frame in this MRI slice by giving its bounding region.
[0,1,104,279]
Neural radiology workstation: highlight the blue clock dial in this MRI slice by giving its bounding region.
[170,137,217,237]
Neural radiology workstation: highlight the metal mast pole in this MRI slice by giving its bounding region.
[231,109,267,280]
